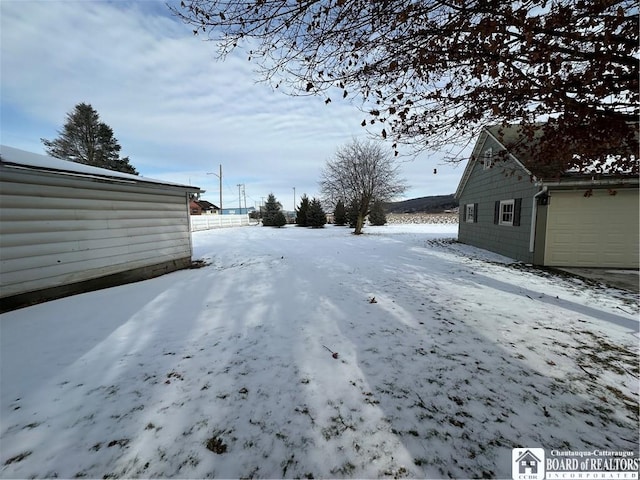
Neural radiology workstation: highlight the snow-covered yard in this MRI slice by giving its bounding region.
[1,223,638,479]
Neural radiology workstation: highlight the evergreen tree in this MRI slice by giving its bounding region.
[369,199,387,226]
[333,199,346,226]
[347,197,359,229]
[307,197,327,228]
[41,103,138,175]
[296,194,309,227]
[273,211,287,227]
[262,193,287,227]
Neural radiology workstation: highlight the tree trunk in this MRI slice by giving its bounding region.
[353,212,365,235]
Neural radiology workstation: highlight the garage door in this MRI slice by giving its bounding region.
[544,189,639,268]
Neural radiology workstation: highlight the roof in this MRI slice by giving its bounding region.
[0,145,202,192]
[485,124,567,179]
[486,123,638,178]
[486,124,540,160]
[196,200,219,210]
[455,123,638,198]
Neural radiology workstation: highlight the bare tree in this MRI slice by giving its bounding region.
[320,139,407,234]
[172,0,638,174]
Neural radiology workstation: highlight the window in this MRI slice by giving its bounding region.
[483,147,493,170]
[466,203,475,223]
[464,203,478,223]
[499,200,514,225]
[494,198,522,226]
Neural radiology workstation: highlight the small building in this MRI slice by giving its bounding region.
[189,198,220,215]
[189,199,204,215]
[0,145,202,311]
[196,200,219,214]
[455,125,639,268]
[220,207,254,215]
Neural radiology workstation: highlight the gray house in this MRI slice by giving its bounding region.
[455,125,639,268]
[1,145,202,311]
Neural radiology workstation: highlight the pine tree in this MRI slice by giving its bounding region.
[333,199,346,226]
[262,193,287,227]
[347,197,359,228]
[296,194,309,227]
[41,103,138,175]
[369,199,387,226]
[273,211,287,227]
[307,197,327,228]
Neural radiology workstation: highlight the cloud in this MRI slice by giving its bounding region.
[0,0,465,211]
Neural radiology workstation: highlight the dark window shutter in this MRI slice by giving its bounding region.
[462,204,467,222]
[473,203,478,223]
[494,201,500,224]
[513,198,522,226]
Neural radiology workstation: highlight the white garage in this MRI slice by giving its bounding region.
[1,145,202,311]
[543,188,639,268]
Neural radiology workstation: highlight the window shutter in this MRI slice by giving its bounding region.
[494,201,500,224]
[462,204,467,222]
[513,198,522,226]
[473,203,478,223]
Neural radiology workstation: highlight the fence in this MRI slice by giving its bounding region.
[190,214,251,231]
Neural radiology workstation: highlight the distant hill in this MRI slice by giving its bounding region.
[385,194,458,214]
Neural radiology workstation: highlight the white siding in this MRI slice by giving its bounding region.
[544,189,639,268]
[1,166,193,299]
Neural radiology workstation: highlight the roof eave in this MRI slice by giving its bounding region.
[455,127,538,199]
[454,130,488,199]
[541,176,639,189]
[1,160,203,193]
[484,128,536,179]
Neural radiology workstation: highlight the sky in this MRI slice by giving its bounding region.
[0,0,468,211]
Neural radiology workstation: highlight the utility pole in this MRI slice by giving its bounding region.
[242,185,247,212]
[218,164,222,214]
[293,187,296,211]
[206,164,223,214]
[237,184,242,212]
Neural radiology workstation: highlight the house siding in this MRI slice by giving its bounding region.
[0,164,194,305]
[457,135,539,263]
[543,188,639,268]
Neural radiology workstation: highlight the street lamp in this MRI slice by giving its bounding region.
[206,164,223,214]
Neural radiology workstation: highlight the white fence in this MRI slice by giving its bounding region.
[190,214,251,231]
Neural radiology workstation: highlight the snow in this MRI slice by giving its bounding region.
[0,145,198,190]
[1,223,638,479]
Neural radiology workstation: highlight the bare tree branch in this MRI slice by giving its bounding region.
[319,139,407,234]
[171,0,638,173]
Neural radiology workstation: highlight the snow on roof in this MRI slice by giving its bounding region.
[456,123,638,197]
[485,123,638,178]
[0,145,201,192]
